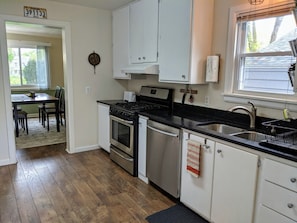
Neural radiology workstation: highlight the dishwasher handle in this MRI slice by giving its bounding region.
[147,125,179,138]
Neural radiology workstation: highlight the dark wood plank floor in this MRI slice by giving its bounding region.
[0,143,175,223]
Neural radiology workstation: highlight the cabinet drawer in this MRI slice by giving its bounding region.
[258,205,297,223]
[263,159,297,192]
[262,181,297,221]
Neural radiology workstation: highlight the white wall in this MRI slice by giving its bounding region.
[0,0,128,165]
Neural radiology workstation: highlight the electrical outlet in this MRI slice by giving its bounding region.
[85,86,91,95]
[205,96,209,105]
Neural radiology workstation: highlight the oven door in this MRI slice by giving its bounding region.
[110,115,134,157]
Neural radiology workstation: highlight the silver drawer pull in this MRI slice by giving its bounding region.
[203,144,210,150]
[287,203,294,208]
[217,149,222,153]
[290,178,296,183]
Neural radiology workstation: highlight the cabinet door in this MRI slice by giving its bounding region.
[138,116,148,183]
[211,143,258,223]
[129,0,143,64]
[98,103,110,152]
[159,0,192,82]
[180,132,215,220]
[112,6,131,79]
[129,0,158,64]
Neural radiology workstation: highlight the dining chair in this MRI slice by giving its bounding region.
[13,110,29,135]
[38,86,61,122]
[42,87,65,131]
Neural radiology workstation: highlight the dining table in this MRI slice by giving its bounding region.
[11,93,60,137]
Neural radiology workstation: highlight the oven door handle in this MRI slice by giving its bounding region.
[111,148,134,162]
[122,120,134,125]
[110,115,134,125]
[147,125,179,138]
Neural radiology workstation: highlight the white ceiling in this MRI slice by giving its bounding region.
[44,0,134,10]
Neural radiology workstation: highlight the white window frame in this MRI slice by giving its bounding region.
[224,1,297,111]
[7,40,51,90]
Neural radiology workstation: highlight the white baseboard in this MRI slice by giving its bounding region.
[66,144,99,154]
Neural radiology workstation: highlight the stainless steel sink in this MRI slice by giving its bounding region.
[198,123,268,142]
[231,131,267,142]
[198,123,244,135]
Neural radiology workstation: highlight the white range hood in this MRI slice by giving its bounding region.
[121,64,159,75]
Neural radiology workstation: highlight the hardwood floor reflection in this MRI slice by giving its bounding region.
[0,143,175,223]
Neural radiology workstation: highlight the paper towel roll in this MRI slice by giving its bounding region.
[206,55,219,82]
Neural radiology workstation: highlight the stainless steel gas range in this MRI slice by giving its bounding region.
[109,86,174,176]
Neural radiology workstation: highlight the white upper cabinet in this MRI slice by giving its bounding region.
[112,6,131,79]
[158,0,214,84]
[129,0,159,64]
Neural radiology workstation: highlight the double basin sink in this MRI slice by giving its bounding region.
[197,123,267,142]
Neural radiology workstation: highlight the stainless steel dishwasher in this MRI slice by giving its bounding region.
[146,120,181,198]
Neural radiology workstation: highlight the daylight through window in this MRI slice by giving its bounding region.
[8,44,49,89]
[235,2,297,95]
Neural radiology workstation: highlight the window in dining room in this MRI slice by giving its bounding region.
[7,41,50,89]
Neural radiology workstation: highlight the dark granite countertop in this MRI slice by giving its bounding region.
[140,103,297,163]
[97,100,297,163]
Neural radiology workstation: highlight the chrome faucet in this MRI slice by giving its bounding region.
[228,101,257,129]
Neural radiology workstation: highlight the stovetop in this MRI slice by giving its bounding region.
[110,86,174,120]
[110,101,166,120]
[114,101,163,111]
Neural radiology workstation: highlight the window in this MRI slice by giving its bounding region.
[7,42,50,89]
[225,1,297,102]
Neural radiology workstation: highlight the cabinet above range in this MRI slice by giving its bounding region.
[112,0,159,79]
[129,0,159,64]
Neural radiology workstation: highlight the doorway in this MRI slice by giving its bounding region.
[0,15,74,162]
[6,21,66,149]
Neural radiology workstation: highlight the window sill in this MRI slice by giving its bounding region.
[223,93,297,112]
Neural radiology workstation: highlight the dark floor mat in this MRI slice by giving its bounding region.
[146,203,209,223]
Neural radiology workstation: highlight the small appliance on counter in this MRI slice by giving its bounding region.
[124,91,136,102]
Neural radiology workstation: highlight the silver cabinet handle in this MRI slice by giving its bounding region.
[182,75,186,79]
[287,203,294,208]
[147,125,178,137]
[217,149,222,153]
[290,178,296,183]
[202,144,210,150]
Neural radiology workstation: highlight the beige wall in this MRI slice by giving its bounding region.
[7,33,64,88]
[127,0,293,120]
[0,0,128,164]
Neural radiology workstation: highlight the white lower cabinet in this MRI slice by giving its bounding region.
[181,131,259,223]
[138,115,148,183]
[255,159,297,223]
[181,131,215,220]
[211,142,259,223]
[98,103,110,152]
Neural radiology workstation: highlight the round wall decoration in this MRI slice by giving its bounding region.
[88,51,101,74]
